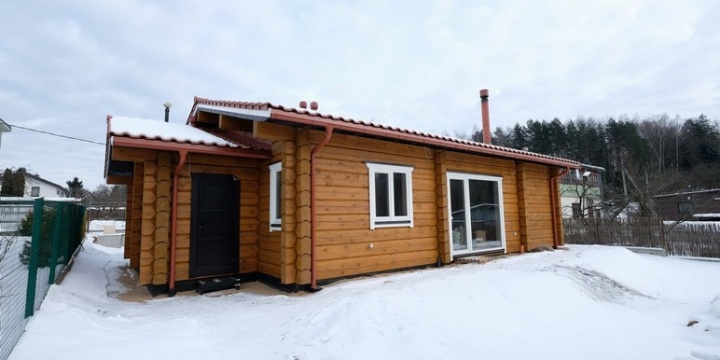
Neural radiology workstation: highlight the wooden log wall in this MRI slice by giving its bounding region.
[311,131,439,281]
[520,163,555,250]
[124,178,133,260]
[127,163,143,269]
[434,150,451,263]
[293,128,312,285]
[152,152,172,285]
[442,152,523,252]
[516,162,530,251]
[258,157,281,280]
[552,167,565,246]
[173,153,261,282]
[279,140,299,285]
[139,158,158,285]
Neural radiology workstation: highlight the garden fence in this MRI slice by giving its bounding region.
[564,218,720,258]
[0,198,85,360]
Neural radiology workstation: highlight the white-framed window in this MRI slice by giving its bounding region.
[269,162,282,231]
[31,186,40,197]
[447,172,505,257]
[366,163,414,229]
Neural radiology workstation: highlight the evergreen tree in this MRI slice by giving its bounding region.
[1,167,26,196]
[492,127,510,147]
[66,177,85,199]
[509,123,528,150]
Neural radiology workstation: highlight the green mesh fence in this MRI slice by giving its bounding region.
[23,199,86,317]
[0,198,86,360]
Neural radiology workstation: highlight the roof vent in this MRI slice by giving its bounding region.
[310,101,318,111]
[299,101,308,109]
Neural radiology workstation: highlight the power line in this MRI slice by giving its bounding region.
[6,123,105,145]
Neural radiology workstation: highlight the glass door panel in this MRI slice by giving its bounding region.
[468,179,501,251]
[449,179,467,251]
[448,173,505,257]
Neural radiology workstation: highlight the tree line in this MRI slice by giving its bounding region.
[456,114,719,217]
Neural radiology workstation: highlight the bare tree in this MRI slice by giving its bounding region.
[87,184,127,219]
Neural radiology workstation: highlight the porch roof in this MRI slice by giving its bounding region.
[104,115,271,180]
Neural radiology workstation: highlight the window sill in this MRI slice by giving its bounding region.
[371,221,413,230]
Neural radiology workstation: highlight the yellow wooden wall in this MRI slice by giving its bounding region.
[303,130,559,282]
[518,163,554,250]
[310,131,440,281]
[258,154,281,280]
[256,128,313,286]
[126,163,143,269]
[139,154,171,286]
[440,151,522,254]
[172,153,261,282]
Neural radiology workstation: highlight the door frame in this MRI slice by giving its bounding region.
[447,172,506,258]
[189,173,240,278]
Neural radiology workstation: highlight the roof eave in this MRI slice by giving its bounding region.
[268,109,580,168]
[110,136,272,160]
[194,104,271,122]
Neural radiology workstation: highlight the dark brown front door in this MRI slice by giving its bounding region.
[190,173,239,278]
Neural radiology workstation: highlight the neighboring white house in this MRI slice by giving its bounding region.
[0,172,68,198]
[560,164,605,219]
[24,173,68,198]
[0,173,69,233]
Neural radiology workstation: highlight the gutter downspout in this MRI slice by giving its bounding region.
[168,150,188,297]
[549,166,571,249]
[310,125,334,290]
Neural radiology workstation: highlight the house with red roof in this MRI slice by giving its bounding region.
[104,92,579,295]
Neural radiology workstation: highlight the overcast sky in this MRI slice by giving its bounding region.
[1,0,719,191]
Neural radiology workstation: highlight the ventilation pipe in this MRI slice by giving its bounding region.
[164,102,172,123]
[480,89,491,144]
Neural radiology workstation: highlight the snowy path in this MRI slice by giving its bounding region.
[8,241,720,360]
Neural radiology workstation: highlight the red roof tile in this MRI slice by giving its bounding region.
[191,97,579,168]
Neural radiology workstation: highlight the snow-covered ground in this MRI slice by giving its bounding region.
[86,220,126,233]
[8,238,720,360]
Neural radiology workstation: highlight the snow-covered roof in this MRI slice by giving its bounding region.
[108,116,237,148]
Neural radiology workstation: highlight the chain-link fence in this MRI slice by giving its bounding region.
[0,198,86,360]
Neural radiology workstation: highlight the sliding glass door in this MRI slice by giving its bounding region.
[448,173,505,257]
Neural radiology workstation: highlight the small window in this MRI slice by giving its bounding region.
[31,186,40,197]
[269,162,282,231]
[571,203,581,219]
[366,163,414,229]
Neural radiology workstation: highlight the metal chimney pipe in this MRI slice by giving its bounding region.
[480,89,491,144]
[163,101,172,123]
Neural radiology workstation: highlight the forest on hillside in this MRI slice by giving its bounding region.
[457,114,720,217]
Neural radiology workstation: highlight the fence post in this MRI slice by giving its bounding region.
[660,219,668,252]
[25,198,44,318]
[48,203,65,284]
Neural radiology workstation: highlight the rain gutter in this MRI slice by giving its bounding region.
[309,125,334,290]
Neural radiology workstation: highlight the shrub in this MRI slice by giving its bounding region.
[17,209,56,267]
